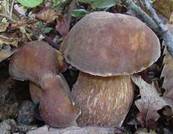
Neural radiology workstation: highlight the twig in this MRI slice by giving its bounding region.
[143,0,173,56]
[9,0,15,19]
[61,0,76,29]
[66,0,76,26]
[122,0,159,33]
[121,0,173,57]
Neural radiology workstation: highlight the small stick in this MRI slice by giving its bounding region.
[9,0,15,19]
[143,0,173,56]
[122,0,173,56]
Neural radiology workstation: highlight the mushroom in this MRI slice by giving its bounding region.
[62,12,161,127]
[9,41,63,83]
[9,41,80,127]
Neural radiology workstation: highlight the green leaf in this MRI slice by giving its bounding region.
[52,0,61,7]
[17,0,43,8]
[72,9,88,17]
[36,21,52,34]
[43,27,53,34]
[79,0,118,9]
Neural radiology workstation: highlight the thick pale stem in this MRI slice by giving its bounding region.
[72,72,134,127]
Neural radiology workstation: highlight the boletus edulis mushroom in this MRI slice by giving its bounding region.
[62,12,161,127]
[9,41,80,128]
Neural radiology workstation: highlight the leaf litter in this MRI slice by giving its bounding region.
[1,0,173,133]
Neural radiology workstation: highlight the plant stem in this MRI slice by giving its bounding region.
[121,0,173,56]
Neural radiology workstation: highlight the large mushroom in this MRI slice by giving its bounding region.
[9,41,80,127]
[62,12,161,127]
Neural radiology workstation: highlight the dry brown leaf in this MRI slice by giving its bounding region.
[161,25,173,99]
[132,76,170,128]
[36,8,60,23]
[0,103,18,120]
[161,49,173,100]
[162,24,173,100]
[56,16,69,36]
[153,0,173,19]
[162,24,173,99]
[9,19,36,30]
[0,35,17,62]
[0,35,18,47]
[0,22,9,32]
[0,47,14,62]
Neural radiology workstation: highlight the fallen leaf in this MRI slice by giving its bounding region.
[153,0,173,19]
[0,103,18,120]
[0,35,18,47]
[9,19,36,31]
[36,8,60,23]
[0,22,9,32]
[17,0,43,8]
[161,24,173,100]
[56,16,69,36]
[0,47,14,62]
[132,76,170,128]
[161,49,173,100]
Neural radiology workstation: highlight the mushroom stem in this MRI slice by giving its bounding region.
[29,74,80,128]
[72,72,134,127]
[39,74,80,128]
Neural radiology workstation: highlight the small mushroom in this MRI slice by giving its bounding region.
[9,41,80,127]
[62,12,161,127]
[9,41,64,84]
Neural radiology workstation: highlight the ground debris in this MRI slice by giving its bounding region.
[27,126,116,134]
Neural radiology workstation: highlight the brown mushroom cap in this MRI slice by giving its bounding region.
[9,41,64,84]
[62,12,160,76]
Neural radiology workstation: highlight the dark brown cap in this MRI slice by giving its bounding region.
[62,12,160,76]
[9,40,64,84]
